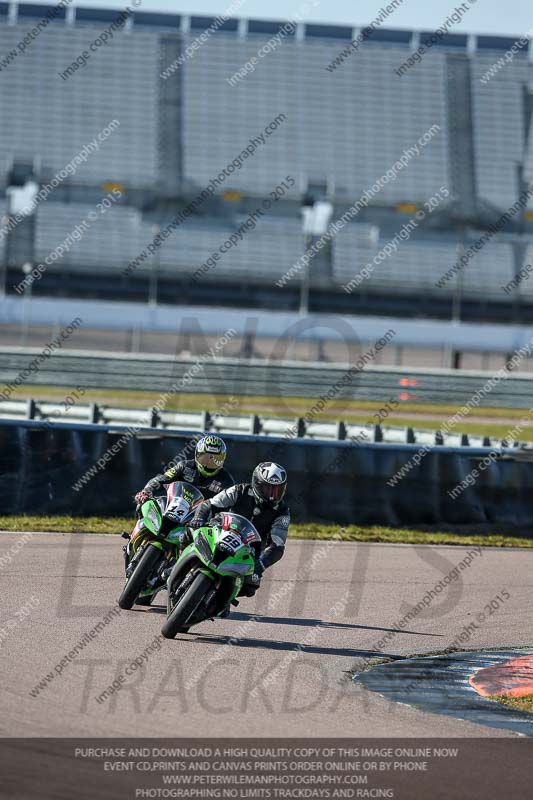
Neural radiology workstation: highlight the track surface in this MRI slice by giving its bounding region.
[1,531,532,737]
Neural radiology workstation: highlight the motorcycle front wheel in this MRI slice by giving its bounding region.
[118,545,163,610]
[162,572,212,639]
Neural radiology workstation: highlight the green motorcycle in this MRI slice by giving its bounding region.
[161,513,262,639]
[118,481,204,610]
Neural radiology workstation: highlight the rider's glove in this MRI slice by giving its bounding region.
[179,526,193,548]
[248,560,264,588]
[135,490,151,506]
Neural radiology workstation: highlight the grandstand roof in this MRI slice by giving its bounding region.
[1,3,531,52]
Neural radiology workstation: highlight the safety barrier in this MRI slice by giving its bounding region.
[1,419,532,528]
[0,398,518,448]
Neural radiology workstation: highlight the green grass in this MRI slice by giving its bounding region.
[489,694,533,714]
[4,384,531,441]
[295,523,533,548]
[1,516,532,548]
[0,515,131,535]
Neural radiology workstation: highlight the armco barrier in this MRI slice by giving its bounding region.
[0,397,512,448]
[1,419,532,528]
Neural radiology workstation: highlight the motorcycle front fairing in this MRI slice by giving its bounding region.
[130,481,204,552]
[166,513,261,612]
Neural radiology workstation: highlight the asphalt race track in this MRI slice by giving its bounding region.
[1,531,532,738]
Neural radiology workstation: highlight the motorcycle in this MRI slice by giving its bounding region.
[118,481,204,610]
[161,512,261,639]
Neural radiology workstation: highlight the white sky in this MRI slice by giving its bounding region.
[25,0,533,38]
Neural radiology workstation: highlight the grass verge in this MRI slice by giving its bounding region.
[489,694,533,714]
[0,516,532,547]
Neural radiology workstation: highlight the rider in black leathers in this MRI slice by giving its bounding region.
[134,434,234,506]
[124,435,234,582]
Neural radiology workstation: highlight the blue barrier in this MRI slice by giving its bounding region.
[0,419,531,528]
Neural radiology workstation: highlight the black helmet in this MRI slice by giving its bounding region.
[251,462,287,505]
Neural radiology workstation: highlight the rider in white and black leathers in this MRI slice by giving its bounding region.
[188,462,290,597]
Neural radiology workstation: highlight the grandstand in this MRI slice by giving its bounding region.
[1,3,533,323]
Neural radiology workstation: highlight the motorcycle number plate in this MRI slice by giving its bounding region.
[166,510,186,523]
[219,533,242,552]
[166,497,191,523]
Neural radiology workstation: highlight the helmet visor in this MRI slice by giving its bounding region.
[197,451,225,471]
[254,481,286,503]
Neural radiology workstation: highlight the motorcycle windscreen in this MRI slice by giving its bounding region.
[216,513,262,547]
[165,481,205,523]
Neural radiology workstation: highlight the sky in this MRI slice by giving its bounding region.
[28,0,533,38]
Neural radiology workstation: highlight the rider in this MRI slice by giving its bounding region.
[134,434,234,507]
[186,462,290,603]
[125,435,234,584]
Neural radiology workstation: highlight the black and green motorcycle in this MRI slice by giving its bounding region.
[118,481,204,610]
[161,513,261,639]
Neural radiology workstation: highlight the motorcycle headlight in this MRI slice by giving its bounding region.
[195,533,212,564]
[217,562,253,576]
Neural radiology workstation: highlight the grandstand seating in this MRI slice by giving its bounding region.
[184,39,450,202]
[1,8,527,209]
[333,225,515,296]
[1,4,533,313]
[158,217,303,281]
[34,201,518,300]
[35,202,149,272]
[470,56,528,212]
[34,202,303,282]
[0,25,162,189]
